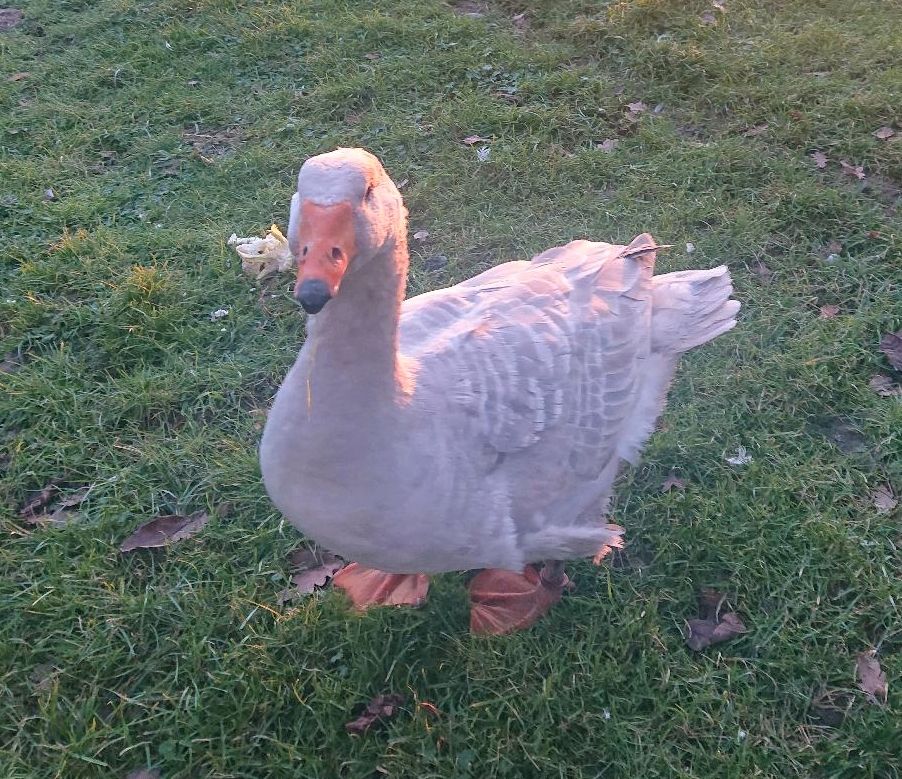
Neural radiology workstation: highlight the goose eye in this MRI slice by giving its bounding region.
[331,247,342,261]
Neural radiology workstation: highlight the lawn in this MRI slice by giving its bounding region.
[1,0,900,776]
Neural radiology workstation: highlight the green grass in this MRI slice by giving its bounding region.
[1,0,900,776]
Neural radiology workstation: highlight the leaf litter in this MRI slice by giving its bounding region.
[684,588,748,651]
[839,160,865,180]
[661,471,687,492]
[819,304,839,319]
[855,650,887,704]
[119,510,209,552]
[872,126,895,140]
[869,374,901,397]
[879,330,902,370]
[345,693,406,735]
[277,545,346,604]
[871,484,897,513]
[811,151,828,169]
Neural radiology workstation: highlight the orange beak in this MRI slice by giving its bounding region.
[291,200,357,314]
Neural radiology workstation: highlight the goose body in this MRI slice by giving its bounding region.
[260,148,739,631]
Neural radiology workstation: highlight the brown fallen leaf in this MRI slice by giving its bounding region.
[119,510,209,552]
[742,124,768,138]
[413,230,430,241]
[872,126,895,141]
[871,484,898,513]
[1,351,21,373]
[661,471,686,492]
[277,547,345,604]
[879,330,902,370]
[24,486,91,526]
[700,11,717,24]
[625,101,647,116]
[125,769,161,779]
[8,71,29,81]
[19,482,61,519]
[811,151,828,169]
[345,693,406,735]
[869,374,902,397]
[363,51,380,61]
[0,8,24,30]
[685,588,747,651]
[596,138,618,153]
[856,650,887,704]
[839,160,865,180]
[825,240,843,255]
[511,12,529,32]
[685,611,747,650]
[819,304,840,319]
[751,260,774,284]
[461,135,488,145]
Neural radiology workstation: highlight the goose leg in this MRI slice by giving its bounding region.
[332,562,429,610]
[468,560,570,635]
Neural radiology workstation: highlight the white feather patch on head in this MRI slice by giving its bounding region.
[296,148,381,206]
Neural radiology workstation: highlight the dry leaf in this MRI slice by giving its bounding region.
[825,240,843,255]
[277,547,345,604]
[685,611,747,650]
[871,484,898,513]
[461,135,488,145]
[873,126,895,141]
[363,52,380,61]
[424,254,448,272]
[839,160,865,180]
[855,650,887,704]
[126,769,161,779]
[879,330,902,370]
[726,446,752,466]
[511,12,529,31]
[8,71,29,81]
[661,472,686,492]
[19,482,61,519]
[413,230,430,241]
[119,511,209,552]
[700,11,717,24]
[819,304,840,319]
[811,151,828,169]
[742,124,768,138]
[417,700,441,717]
[1,350,21,373]
[0,8,24,29]
[869,374,902,397]
[596,138,618,153]
[752,260,774,284]
[712,0,725,8]
[625,101,647,115]
[345,694,406,735]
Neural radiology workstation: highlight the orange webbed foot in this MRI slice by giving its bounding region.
[332,562,429,610]
[468,565,570,635]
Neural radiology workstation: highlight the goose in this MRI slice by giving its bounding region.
[260,148,739,634]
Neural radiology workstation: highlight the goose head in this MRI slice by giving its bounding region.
[287,148,405,314]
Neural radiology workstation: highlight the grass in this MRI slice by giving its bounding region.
[1,0,900,776]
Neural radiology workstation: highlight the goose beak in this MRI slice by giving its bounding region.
[291,199,357,314]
